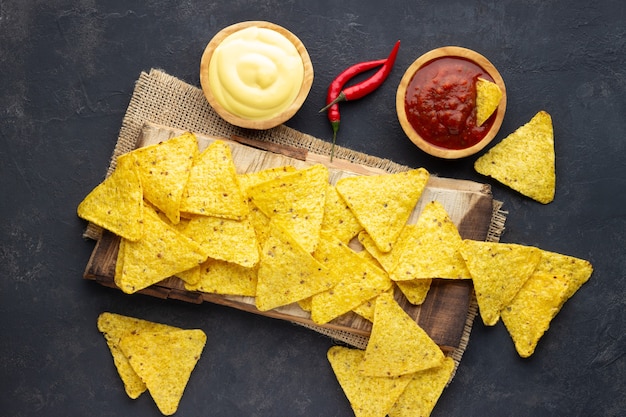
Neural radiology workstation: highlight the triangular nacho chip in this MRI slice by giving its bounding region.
[395,279,432,305]
[327,346,413,417]
[320,184,364,244]
[247,164,329,253]
[238,165,297,192]
[360,291,444,376]
[501,250,593,357]
[475,77,503,126]
[459,240,542,326]
[97,312,179,399]
[336,168,429,253]
[391,201,471,281]
[131,132,198,224]
[114,205,208,294]
[475,111,555,204]
[254,220,333,311]
[388,357,455,417]
[310,233,392,325]
[180,140,248,219]
[77,152,144,241]
[119,329,206,416]
[181,215,259,268]
[184,258,258,297]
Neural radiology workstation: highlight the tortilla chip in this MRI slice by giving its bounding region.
[77,152,144,241]
[475,111,555,204]
[360,291,444,376]
[391,201,471,281]
[247,164,329,253]
[238,165,297,192]
[501,250,593,357]
[114,205,208,294]
[181,215,259,268]
[310,233,392,325]
[352,287,395,322]
[388,357,455,417]
[96,312,179,399]
[320,184,364,244]
[255,220,333,311]
[327,346,413,417]
[336,168,429,253]
[119,329,206,416]
[395,279,432,305]
[131,132,198,224]
[475,77,503,126]
[176,265,201,286]
[184,258,258,297]
[459,240,542,326]
[180,140,248,219]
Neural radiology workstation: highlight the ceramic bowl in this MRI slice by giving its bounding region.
[200,21,314,130]
[396,46,506,159]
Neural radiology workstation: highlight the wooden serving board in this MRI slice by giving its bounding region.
[84,122,495,352]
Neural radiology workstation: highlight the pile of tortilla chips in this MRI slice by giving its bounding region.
[97,312,206,415]
[79,132,594,416]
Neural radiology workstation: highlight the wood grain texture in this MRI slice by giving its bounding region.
[84,123,494,352]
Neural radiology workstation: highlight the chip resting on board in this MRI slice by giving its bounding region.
[247,164,329,253]
[459,240,542,326]
[327,346,413,417]
[475,77,503,126]
[179,140,248,219]
[119,328,207,415]
[360,291,444,376]
[77,152,144,241]
[474,111,555,204]
[336,168,429,253]
[131,132,198,223]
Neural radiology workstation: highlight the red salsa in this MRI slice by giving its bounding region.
[404,57,494,149]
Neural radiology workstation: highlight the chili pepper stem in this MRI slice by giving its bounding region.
[330,120,340,161]
[319,92,347,113]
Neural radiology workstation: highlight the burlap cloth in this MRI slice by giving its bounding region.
[85,68,507,377]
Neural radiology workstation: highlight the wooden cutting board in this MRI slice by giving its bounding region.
[84,122,495,352]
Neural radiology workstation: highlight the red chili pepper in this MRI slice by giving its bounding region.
[321,40,401,111]
[322,59,386,160]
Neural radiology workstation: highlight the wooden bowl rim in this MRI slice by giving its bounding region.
[396,46,507,159]
[200,21,314,130]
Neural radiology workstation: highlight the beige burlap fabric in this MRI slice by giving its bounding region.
[84,68,507,377]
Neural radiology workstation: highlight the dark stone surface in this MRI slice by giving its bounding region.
[1,1,624,416]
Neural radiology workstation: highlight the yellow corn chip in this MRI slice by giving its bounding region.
[395,279,432,305]
[310,233,392,325]
[181,215,259,268]
[119,329,206,416]
[501,250,593,357]
[238,165,297,192]
[336,168,429,253]
[475,77,503,126]
[360,291,444,376]
[247,204,272,248]
[320,184,363,244]
[176,265,201,286]
[459,240,542,326]
[327,346,414,417]
[388,357,455,417]
[352,287,395,322]
[180,140,248,220]
[247,164,329,253]
[475,111,555,204]
[255,220,333,311]
[96,312,179,399]
[184,258,258,297]
[131,132,198,224]
[77,152,144,241]
[114,205,208,294]
[391,201,471,281]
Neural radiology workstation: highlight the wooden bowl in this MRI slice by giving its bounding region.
[396,46,506,159]
[200,21,314,130]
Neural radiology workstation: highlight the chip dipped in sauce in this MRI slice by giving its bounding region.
[404,57,495,150]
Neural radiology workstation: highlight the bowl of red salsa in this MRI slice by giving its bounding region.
[396,46,506,159]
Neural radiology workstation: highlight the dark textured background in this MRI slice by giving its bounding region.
[1,1,625,416]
